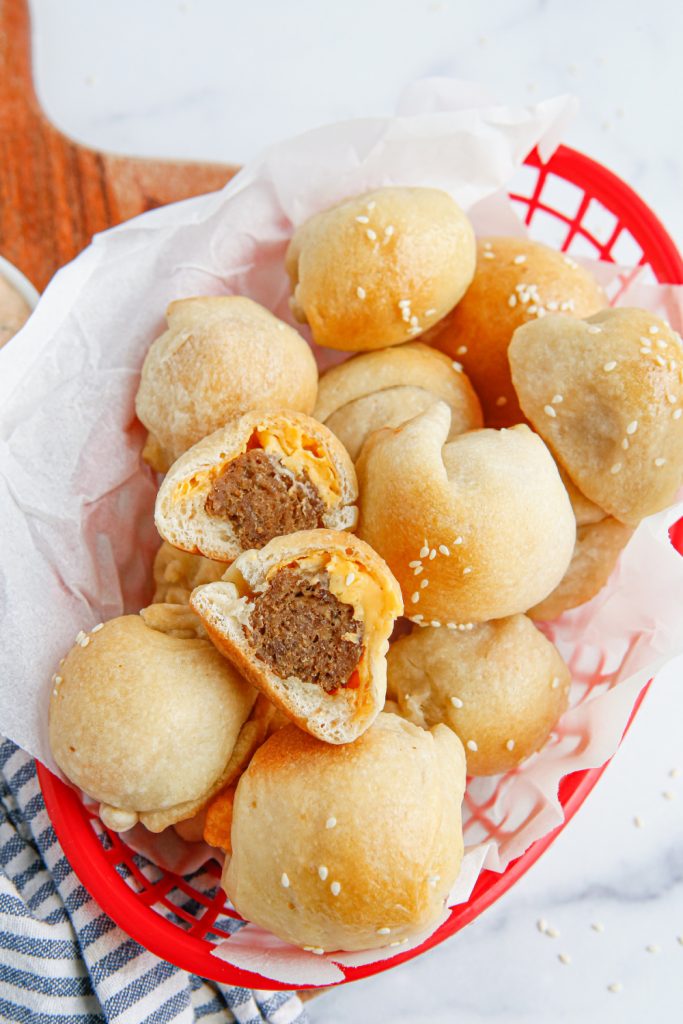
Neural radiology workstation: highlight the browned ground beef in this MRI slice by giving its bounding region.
[249,569,363,693]
[204,449,326,548]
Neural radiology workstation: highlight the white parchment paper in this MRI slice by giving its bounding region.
[1,81,682,985]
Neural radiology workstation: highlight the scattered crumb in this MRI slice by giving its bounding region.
[645,944,660,954]
[607,982,623,994]
[591,922,605,933]
[558,952,572,965]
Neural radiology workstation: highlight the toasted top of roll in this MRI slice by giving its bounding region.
[386,616,570,776]
[285,187,476,351]
[224,713,466,952]
[49,613,256,832]
[356,403,576,623]
[153,541,226,605]
[155,410,359,562]
[135,296,318,471]
[314,343,482,460]
[190,530,403,744]
[509,307,683,524]
[425,237,605,426]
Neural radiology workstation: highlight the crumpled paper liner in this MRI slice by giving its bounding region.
[1,81,682,985]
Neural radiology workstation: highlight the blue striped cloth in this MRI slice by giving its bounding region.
[0,738,309,1023]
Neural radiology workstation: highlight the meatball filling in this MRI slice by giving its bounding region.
[249,569,363,693]
[205,449,326,549]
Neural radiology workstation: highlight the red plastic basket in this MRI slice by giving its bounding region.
[38,144,683,990]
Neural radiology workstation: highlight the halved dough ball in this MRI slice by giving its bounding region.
[509,308,683,524]
[286,187,476,351]
[528,517,634,620]
[190,530,402,744]
[425,237,604,426]
[387,616,570,775]
[224,713,466,952]
[356,403,575,624]
[314,343,482,460]
[49,614,256,832]
[135,297,318,471]
[156,410,358,562]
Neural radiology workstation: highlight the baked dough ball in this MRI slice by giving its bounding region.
[426,237,605,426]
[314,343,482,460]
[153,541,225,605]
[557,465,606,526]
[356,403,575,624]
[191,530,402,744]
[224,713,466,952]
[529,516,634,620]
[49,613,256,832]
[387,616,570,775]
[285,187,476,352]
[509,308,683,524]
[135,297,318,472]
[156,410,358,562]
[0,272,31,349]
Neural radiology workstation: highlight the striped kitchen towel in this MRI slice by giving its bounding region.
[0,738,309,1023]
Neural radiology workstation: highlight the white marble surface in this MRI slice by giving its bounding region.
[26,0,683,1019]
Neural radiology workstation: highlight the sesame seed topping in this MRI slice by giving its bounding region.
[450,696,464,709]
[633,815,644,828]
[52,689,58,697]
[591,922,605,933]
[408,560,421,568]
[656,355,667,367]
[355,215,369,224]
[649,325,659,334]
[410,614,424,623]
[466,740,478,752]
[506,739,515,751]
[508,294,518,307]
[419,544,429,558]
[564,256,579,269]
[330,881,341,896]
[452,361,463,373]
[496,396,508,406]
[54,675,63,685]
[607,983,623,994]
[384,225,395,237]
[454,536,463,545]
[621,438,629,450]
[411,593,420,604]
[75,630,87,645]
[91,623,104,633]
[513,254,527,264]
[537,918,548,933]
[413,565,423,576]
[281,873,290,888]
[80,636,90,648]
[586,325,602,334]
[420,579,429,589]
[646,944,661,953]
[551,676,561,689]
[626,420,638,434]
[430,620,441,628]
[438,545,450,556]
[318,865,328,880]
[657,339,668,349]
[303,945,325,954]
[456,345,468,355]
[429,548,436,560]
[640,347,652,355]
[662,789,675,799]
[552,394,564,404]
[558,953,571,965]
[398,299,411,309]
[345,573,355,586]
[654,457,667,467]
[668,393,678,404]
[463,566,473,575]
[356,286,366,300]
[428,874,441,886]
[410,315,419,327]
[377,927,391,935]
[603,361,617,372]
[366,228,377,242]
[610,463,622,474]
[326,817,337,829]
[446,622,457,629]
[544,405,557,417]
[425,307,437,316]
[674,409,682,419]
[546,927,560,939]
[483,251,496,259]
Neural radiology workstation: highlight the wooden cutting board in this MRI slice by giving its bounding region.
[0,0,238,292]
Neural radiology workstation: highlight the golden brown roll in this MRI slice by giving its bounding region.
[49,612,256,832]
[153,541,225,605]
[509,308,683,524]
[190,530,403,744]
[528,517,634,620]
[356,403,575,624]
[0,272,31,349]
[387,616,570,775]
[425,237,605,426]
[224,713,466,952]
[314,342,483,460]
[135,297,318,472]
[285,187,476,351]
[155,411,358,562]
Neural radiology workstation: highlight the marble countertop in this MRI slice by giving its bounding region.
[28,0,683,1019]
